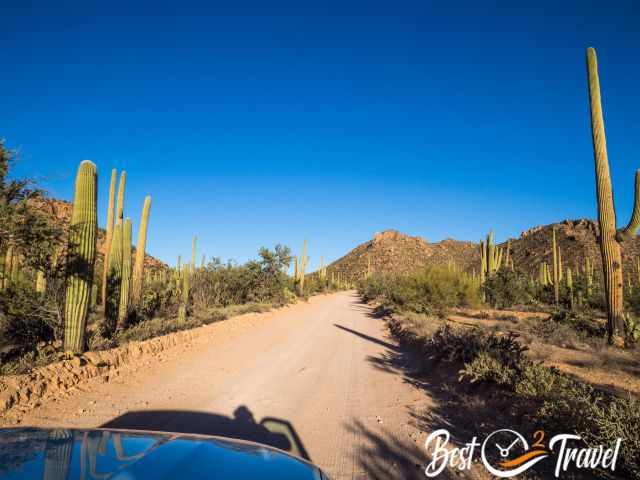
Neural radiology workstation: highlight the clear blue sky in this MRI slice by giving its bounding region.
[2,1,639,269]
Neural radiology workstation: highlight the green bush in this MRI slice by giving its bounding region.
[0,284,56,352]
[358,274,393,302]
[361,267,480,316]
[424,324,639,478]
[483,268,534,308]
[549,309,607,338]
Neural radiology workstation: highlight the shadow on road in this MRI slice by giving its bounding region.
[100,406,311,461]
[333,323,399,351]
[346,419,460,480]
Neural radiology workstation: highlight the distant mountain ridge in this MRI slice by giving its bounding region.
[326,221,640,281]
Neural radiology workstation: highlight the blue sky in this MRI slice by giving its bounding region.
[2,1,639,269]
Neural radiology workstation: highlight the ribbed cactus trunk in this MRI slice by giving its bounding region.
[105,223,123,335]
[191,236,197,275]
[131,196,151,307]
[115,171,126,226]
[178,265,190,323]
[552,229,560,304]
[100,169,117,307]
[117,218,132,330]
[587,48,626,343]
[63,161,98,353]
[567,267,574,310]
[487,231,495,273]
[298,240,308,293]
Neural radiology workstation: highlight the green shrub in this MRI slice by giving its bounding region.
[391,267,480,315]
[0,284,56,350]
[458,351,517,386]
[550,309,607,338]
[422,325,639,478]
[483,268,534,308]
[429,325,527,368]
[358,274,393,302]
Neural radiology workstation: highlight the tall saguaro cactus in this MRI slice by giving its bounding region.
[178,264,190,323]
[63,161,98,353]
[586,47,640,343]
[131,196,151,306]
[101,169,117,307]
[297,239,308,293]
[191,236,197,274]
[552,229,560,304]
[105,223,123,335]
[117,218,132,330]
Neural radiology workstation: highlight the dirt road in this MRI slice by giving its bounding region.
[14,292,432,479]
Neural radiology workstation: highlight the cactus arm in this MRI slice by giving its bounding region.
[100,169,117,306]
[191,236,197,274]
[131,196,151,307]
[115,171,126,226]
[105,223,123,335]
[117,218,132,330]
[617,170,640,241]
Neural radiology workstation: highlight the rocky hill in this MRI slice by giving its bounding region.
[31,198,166,271]
[326,221,640,281]
[326,230,478,282]
[510,219,640,279]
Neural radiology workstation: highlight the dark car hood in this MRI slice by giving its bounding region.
[0,428,324,479]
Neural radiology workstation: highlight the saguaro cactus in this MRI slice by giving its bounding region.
[298,240,308,292]
[131,196,151,306]
[552,229,560,304]
[191,236,197,274]
[586,47,640,343]
[117,218,132,330]
[105,223,123,334]
[101,169,117,307]
[63,161,98,353]
[178,265,190,323]
[567,267,574,310]
[479,230,502,289]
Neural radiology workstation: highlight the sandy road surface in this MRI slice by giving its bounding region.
[11,292,434,479]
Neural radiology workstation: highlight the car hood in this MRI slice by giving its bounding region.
[0,428,324,479]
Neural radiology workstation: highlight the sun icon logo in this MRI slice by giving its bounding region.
[481,429,548,478]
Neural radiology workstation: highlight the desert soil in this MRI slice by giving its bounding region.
[2,292,437,480]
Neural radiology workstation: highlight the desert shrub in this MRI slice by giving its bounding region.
[0,285,56,352]
[550,309,607,337]
[422,324,639,478]
[358,274,393,302]
[458,351,518,386]
[187,245,292,312]
[517,363,640,478]
[429,325,527,369]
[359,267,480,315]
[388,267,480,316]
[483,268,534,308]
